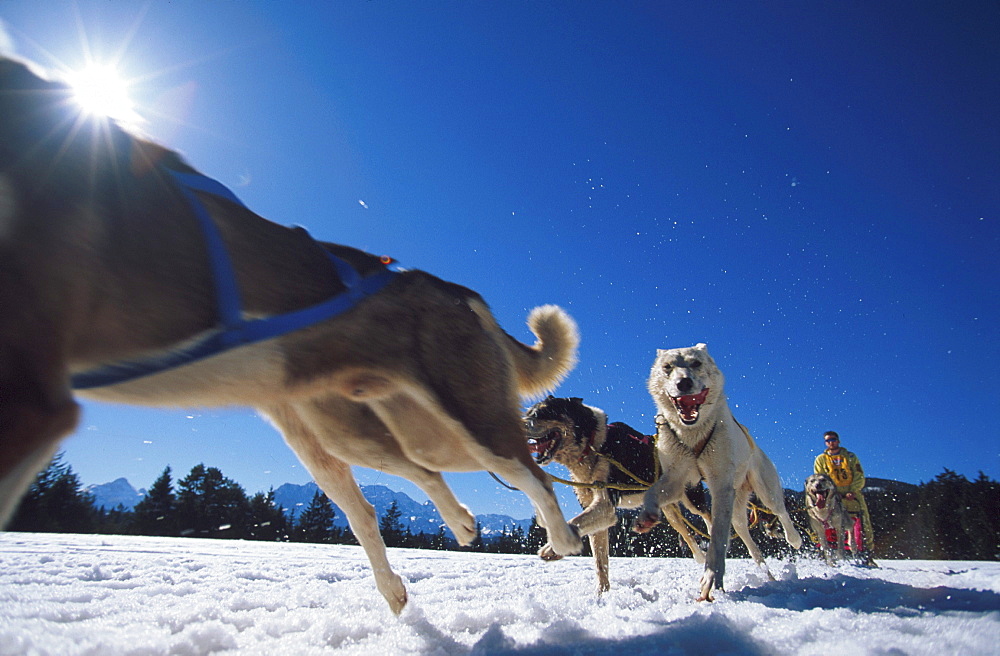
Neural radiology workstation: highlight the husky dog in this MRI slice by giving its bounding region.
[804,473,856,565]
[525,396,712,592]
[0,56,583,614]
[634,344,803,600]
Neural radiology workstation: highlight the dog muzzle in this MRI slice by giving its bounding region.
[527,428,563,465]
[670,387,710,425]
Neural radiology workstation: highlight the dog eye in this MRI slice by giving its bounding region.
[662,364,673,372]
[690,360,702,369]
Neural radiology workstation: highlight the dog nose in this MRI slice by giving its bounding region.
[677,377,694,393]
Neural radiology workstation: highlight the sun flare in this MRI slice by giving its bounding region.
[65,63,141,125]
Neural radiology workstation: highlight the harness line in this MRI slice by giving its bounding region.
[71,169,400,390]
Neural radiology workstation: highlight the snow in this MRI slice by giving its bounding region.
[1,533,997,655]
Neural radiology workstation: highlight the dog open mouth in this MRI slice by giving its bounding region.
[527,428,563,465]
[812,490,828,509]
[670,388,710,425]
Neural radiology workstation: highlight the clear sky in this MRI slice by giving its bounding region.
[2,1,997,519]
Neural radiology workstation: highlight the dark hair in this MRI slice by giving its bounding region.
[823,431,840,439]
[525,396,597,442]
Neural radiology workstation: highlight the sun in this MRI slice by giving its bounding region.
[65,63,142,125]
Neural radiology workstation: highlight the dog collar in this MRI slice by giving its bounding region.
[71,169,400,389]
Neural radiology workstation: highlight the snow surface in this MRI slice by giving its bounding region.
[1,533,997,655]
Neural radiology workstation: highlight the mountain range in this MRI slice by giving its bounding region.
[85,478,532,538]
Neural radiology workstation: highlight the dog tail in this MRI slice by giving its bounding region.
[507,305,579,398]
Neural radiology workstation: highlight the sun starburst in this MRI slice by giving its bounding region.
[65,62,142,126]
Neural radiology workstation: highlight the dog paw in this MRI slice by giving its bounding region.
[443,505,478,546]
[697,570,722,602]
[538,544,564,561]
[377,573,409,615]
[547,523,582,556]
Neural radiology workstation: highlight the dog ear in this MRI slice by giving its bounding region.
[570,397,583,404]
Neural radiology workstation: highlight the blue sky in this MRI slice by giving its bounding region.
[2,2,997,519]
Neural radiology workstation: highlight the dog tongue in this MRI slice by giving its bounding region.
[815,492,827,509]
[527,439,544,455]
[677,388,709,410]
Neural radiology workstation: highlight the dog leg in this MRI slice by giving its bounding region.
[590,528,611,594]
[835,518,849,563]
[634,469,689,533]
[491,455,582,556]
[699,481,736,601]
[299,392,480,546]
[748,452,803,550]
[364,386,581,557]
[319,459,408,614]
[266,404,407,614]
[568,495,619,537]
[808,516,830,565]
[0,360,80,527]
[540,495,617,563]
[731,485,773,580]
[661,504,706,564]
[405,471,478,546]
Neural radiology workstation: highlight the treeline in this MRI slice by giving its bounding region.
[864,469,999,560]
[9,456,325,544]
[6,454,998,561]
[4,454,544,553]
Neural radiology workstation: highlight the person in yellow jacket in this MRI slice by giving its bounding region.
[813,431,876,563]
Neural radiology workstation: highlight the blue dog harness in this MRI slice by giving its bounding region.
[71,170,400,390]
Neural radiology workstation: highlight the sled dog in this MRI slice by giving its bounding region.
[0,56,583,614]
[634,344,803,600]
[804,473,856,565]
[525,396,712,592]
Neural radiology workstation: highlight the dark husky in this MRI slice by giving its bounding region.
[525,396,711,593]
[0,56,582,613]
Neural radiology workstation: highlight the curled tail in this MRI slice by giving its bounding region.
[507,305,579,398]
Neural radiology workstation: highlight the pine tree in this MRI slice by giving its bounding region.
[132,466,178,536]
[524,516,547,554]
[493,525,526,554]
[379,500,405,547]
[468,520,486,552]
[8,452,95,533]
[966,472,1000,560]
[294,490,339,543]
[430,525,452,550]
[94,505,133,535]
[175,464,251,538]
[408,529,434,550]
[247,489,290,541]
[923,469,973,559]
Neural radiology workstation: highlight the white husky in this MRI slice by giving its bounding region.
[634,343,803,600]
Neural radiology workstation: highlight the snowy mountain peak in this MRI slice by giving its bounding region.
[86,478,146,511]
